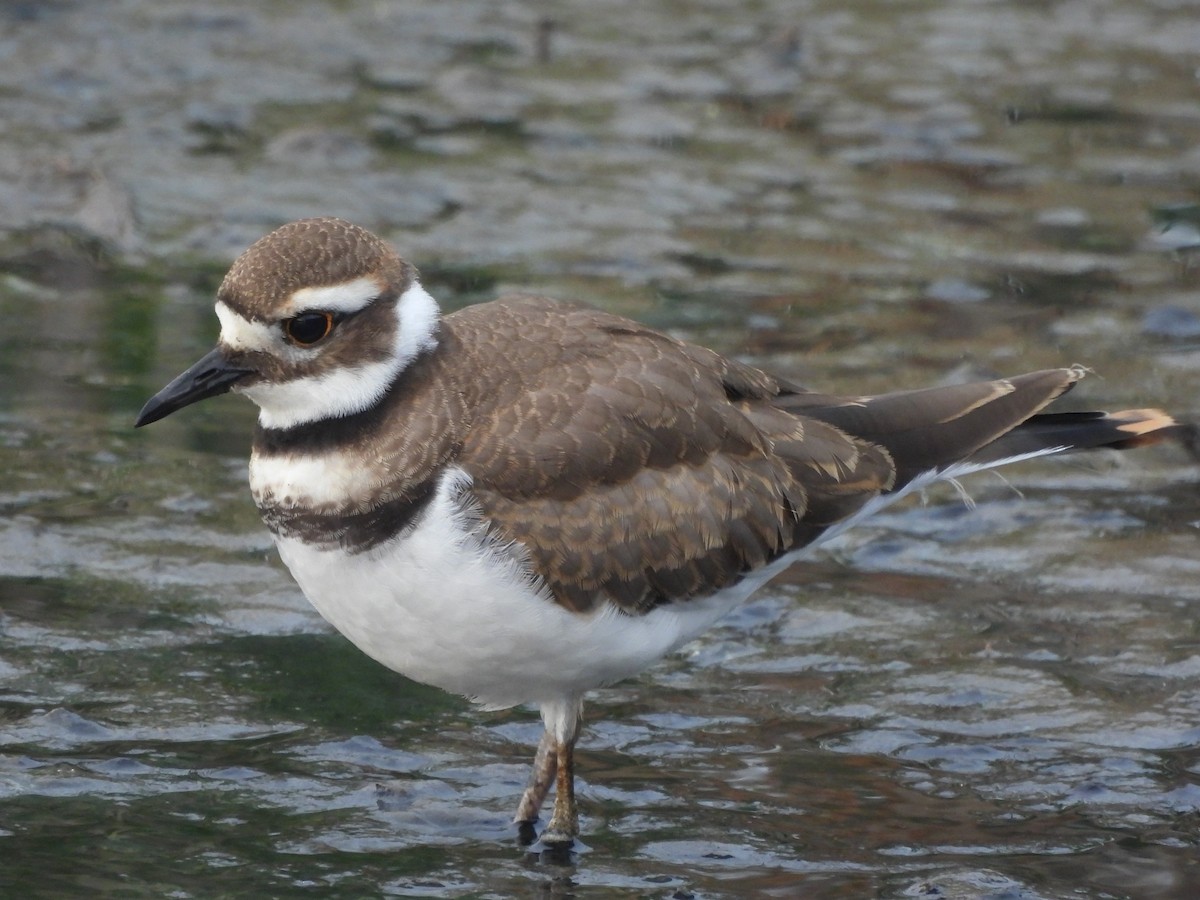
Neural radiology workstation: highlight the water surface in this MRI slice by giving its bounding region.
[2,1,1199,897]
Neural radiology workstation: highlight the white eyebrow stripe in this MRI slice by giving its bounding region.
[287,275,384,315]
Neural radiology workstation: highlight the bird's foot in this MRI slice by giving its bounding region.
[515,818,539,847]
[538,821,576,848]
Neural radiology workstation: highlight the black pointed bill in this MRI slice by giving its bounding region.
[135,347,253,427]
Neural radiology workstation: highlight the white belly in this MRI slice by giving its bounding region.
[267,448,1069,709]
[270,468,745,710]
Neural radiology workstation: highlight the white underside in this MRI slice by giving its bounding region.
[273,468,749,710]
[271,449,1067,713]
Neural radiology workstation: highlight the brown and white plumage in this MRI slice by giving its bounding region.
[136,217,1183,848]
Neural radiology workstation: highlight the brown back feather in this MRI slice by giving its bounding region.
[450,297,894,614]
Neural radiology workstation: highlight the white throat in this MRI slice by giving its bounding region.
[221,279,440,431]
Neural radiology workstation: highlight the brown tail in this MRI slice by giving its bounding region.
[779,367,1184,489]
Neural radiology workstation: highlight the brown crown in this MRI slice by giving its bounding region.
[217,217,412,321]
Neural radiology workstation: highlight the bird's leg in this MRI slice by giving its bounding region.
[514,729,556,826]
[534,697,583,847]
[540,733,578,846]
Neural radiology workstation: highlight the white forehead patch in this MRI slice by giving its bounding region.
[287,274,384,316]
[215,301,277,353]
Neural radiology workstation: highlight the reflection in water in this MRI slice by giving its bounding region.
[1,0,1199,897]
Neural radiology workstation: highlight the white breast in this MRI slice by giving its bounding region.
[269,468,743,710]
[249,445,382,509]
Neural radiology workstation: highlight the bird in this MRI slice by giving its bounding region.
[135,216,1182,848]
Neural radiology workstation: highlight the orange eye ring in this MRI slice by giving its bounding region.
[284,311,335,346]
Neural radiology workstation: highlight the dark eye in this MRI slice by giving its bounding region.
[284,312,335,346]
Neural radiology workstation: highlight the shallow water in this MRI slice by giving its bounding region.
[2,1,1199,897]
